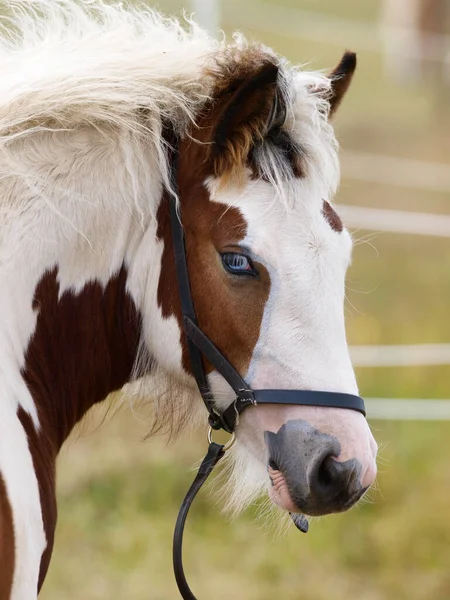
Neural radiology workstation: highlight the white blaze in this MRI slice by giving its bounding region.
[207,175,378,512]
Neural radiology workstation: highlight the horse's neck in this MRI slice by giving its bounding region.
[1,263,145,593]
[0,124,167,592]
[0,125,164,449]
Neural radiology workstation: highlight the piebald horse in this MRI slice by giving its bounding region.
[0,2,378,598]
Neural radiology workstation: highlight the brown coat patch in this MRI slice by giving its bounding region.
[0,473,15,600]
[21,264,142,588]
[23,266,141,449]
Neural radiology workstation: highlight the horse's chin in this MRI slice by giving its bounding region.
[267,468,368,518]
[268,487,299,513]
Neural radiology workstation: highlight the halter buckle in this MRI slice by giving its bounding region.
[237,388,256,403]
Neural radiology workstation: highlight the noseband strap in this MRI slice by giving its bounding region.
[168,139,366,599]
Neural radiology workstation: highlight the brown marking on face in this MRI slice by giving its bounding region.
[322,200,343,233]
[157,181,270,377]
[157,106,272,377]
[155,61,289,377]
[0,473,15,600]
[21,264,142,587]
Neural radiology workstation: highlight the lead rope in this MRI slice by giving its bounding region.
[173,440,227,600]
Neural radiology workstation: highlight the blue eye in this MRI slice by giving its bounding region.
[221,252,257,276]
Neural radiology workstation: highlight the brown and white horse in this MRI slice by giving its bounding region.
[0,1,378,598]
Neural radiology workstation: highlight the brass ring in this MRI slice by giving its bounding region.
[207,426,236,451]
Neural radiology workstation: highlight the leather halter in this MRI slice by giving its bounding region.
[169,141,366,599]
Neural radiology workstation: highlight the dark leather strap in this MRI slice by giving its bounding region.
[253,390,366,414]
[220,389,366,433]
[183,317,251,396]
[183,316,255,431]
[173,442,225,600]
[169,166,214,413]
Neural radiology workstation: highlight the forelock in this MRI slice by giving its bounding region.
[205,46,340,208]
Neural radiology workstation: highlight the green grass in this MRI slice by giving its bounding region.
[40,1,450,598]
[42,409,450,600]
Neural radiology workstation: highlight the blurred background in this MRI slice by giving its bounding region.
[41,1,450,599]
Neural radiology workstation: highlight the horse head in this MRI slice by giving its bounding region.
[153,50,377,518]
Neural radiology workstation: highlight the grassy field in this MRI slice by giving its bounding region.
[42,409,450,600]
[40,1,450,599]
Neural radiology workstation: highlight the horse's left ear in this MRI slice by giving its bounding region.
[328,51,357,118]
[211,60,280,179]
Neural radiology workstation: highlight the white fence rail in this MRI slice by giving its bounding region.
[339,152,450,237]
[367,399,450,421]
[339,205,450,237]
[341,151,450,194]
[351,344,450,367]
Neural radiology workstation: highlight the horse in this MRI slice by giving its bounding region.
[0,1,378,598]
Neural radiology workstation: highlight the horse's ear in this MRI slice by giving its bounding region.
[328,51,356,118]
[211,61,279,179]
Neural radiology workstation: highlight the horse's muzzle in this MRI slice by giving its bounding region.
[265,419,365,516]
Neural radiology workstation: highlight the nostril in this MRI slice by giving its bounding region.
[314,455,360,499]
[317,455,338,489]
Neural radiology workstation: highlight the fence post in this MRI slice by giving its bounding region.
[191,0,221,35]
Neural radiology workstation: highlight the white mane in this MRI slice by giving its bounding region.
[0,0,218,131]
[0,0,221,203]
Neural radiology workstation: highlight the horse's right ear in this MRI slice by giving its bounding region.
[328,51,357,118]
[211,60,280,180]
